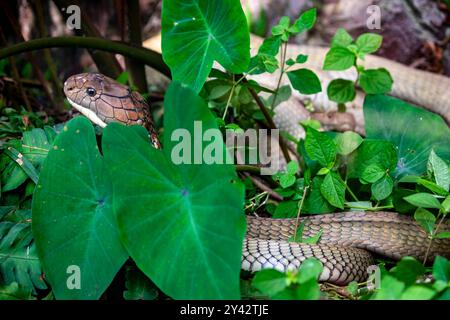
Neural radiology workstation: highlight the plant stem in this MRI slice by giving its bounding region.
[244,78,292,163]
[423,213,446,265]
[0,37,171,78]
[270,41,288,111]
[293,186,309,242]
[346,184,359,202]
[222,74,236,120]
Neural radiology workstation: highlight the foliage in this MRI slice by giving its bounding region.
[32,82,245,299]
[251,258,323,299]
[324,29,393,110]
[367,257,450,300]
[1,0,449,301]
[161,0,250,92]
[364,94,450,179]
[0,208,47,295]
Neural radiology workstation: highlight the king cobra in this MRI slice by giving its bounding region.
[63,50,450,285]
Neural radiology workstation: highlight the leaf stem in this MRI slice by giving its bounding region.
[270,41,288,111]
[346,183,359,202]
[423,212,446,265]
[293,185,309,242]
[243,78,292,163]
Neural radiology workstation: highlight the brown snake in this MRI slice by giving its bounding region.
[63,72,450,285]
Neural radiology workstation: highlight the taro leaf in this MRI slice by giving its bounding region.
[32,117,128,299]
[0,220,47,294]
[103,82,246,299]
[161,0,250,92]
[364,95,450,179]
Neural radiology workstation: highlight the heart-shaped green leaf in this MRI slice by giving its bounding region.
[161,0,250,92]
[32,117,128,299]
[103,82,245,299]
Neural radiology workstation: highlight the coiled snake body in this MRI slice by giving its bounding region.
[64,61,450,285]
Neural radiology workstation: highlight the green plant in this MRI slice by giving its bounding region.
[323,29,393,110]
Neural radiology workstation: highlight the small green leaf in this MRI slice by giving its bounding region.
[417,178,448,196]
[252,269,288,296]
[249,54,279,74]
[317,167,330,175]
[404,193,442,209]
[296,258,323,283]
[372,275,405,300]
[320,172,346,209]
[273,200,298,218]
[272,16,290,35]
[289,8,317,33]
[391,257,425,286]
[208,85,231,100]
[331,28,353,48]
[346,281,359,296]
[359,68,393,94]
[355,33,383,54]
[304,126,336,167]
[287,68,322,94]
[258,36,282,56]
[436,231,450,239]
[286,59,295,66]
[280,174,296,189]
[323,47,356,71]
[442,195,450,213]
[303,176,335,214]
[362,164,385,183]
[327,79,356,104]
[334,131,363,156]
[400,286,436,300]
[414,208,436,234]
[433,256,450,282]
[296,54,308,63]
[428,150,450,191]
[286,161,299,175]
[371,174,393,201]
[347,140,397,179]
[301,229,323,244]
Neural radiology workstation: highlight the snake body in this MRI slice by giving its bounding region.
[63,46,450,284]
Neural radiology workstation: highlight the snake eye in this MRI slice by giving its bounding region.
[86,87,96,97]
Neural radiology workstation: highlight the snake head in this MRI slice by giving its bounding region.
[63,73,148,128]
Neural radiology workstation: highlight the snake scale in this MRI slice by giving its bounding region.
[63,43,450,285]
